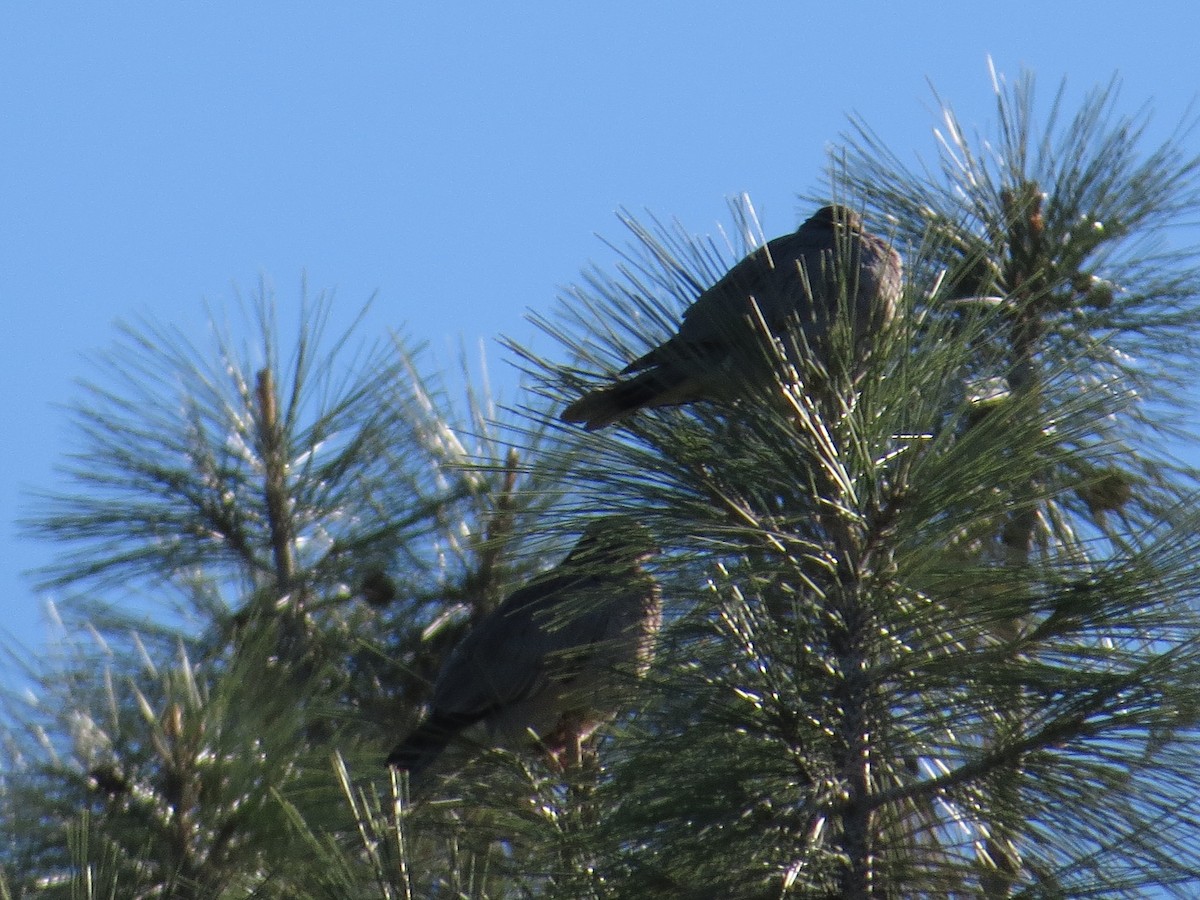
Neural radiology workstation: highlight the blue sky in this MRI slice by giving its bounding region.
[3,3,1200,669]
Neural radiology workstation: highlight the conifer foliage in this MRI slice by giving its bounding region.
[7,68,1200,898]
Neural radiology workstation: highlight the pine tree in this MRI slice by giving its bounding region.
[4,289,577,896]
[522,65,1200,897]
[6,65,1200,898]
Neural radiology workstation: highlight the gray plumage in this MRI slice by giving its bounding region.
[387,518,660,777]
[561,204,903,430]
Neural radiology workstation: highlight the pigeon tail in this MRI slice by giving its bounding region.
[386,710,478,776]
[560,367,704,430]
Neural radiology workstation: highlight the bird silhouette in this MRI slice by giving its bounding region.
[387,518,660,778]
[561,204,902,430]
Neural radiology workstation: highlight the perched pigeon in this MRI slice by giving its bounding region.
[561,205,903,430]
[387,518,660,777]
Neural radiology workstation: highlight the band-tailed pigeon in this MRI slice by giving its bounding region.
[561,204,903,430]
[387,518,660,777]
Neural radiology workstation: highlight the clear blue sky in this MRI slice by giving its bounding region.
[3,3,1199,669]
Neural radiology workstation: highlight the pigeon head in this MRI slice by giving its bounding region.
[567,517,658,568]
[809,204,863,232]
